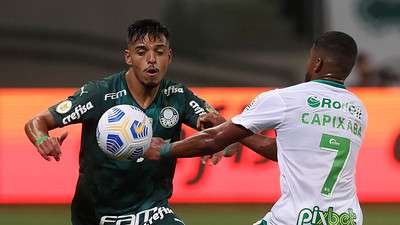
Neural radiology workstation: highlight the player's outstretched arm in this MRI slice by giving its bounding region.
[198,112,277,161]
[196,112,242,165]
[145,120,253,160]
[24,111,68,161]
[240,135,277,161]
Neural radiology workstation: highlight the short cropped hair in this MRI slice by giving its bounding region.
[313,31,358,74]
[127,19,170,45]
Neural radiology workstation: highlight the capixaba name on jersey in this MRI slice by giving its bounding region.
[301,112,362,137]
[62,101,94,125]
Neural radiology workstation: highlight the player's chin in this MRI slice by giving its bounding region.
[143,78,162,88]
[145,74,164,86]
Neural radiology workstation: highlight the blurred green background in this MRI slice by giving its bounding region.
[1,204,399,225]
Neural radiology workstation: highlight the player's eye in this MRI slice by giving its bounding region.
[136,50,146,56]
[156,49,165,55]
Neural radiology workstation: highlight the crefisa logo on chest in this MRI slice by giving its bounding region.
[159,107,179,128]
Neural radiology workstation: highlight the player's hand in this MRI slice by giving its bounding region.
[36,132,68,161]
[201,142,242,165]
[196,112,226,130]
[144,137,166,160]
[201,150,224,165]
[223,142,242,157]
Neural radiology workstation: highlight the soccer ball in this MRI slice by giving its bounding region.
[96,105,153,160]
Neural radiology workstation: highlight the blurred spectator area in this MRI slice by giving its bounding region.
[0,0,322,87]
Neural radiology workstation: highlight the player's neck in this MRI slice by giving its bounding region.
[125,72,160,109]
[314,73,345,84]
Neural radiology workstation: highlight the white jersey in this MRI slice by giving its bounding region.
[232,80,368,225]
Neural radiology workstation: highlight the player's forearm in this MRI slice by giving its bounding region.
[24,112,56,145]
[25,117,48,145]
[240,135,277,161]
[155,121,253,160]
[170,129,226,158]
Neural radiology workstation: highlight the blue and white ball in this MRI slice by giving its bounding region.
[96,105,152,160]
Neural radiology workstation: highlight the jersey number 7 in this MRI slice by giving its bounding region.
[319,133,351,197]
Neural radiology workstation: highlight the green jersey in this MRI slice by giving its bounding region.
[49,71,210,225]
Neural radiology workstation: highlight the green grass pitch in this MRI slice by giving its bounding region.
[0,204,399,225]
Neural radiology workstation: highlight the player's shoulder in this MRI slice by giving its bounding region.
[276,81,348,98]
[276,82,311,93]
[344,88,363,103]
[96,71,125,88]
[252,83,314,107]
[81,71,125,93]
[346,89,368,116]
[255,85,298,99]
[160,79,191,97]
[247,89,285,109]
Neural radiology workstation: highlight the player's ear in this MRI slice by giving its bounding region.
[168,48,173,64]
[313,57,323,73]
[124,49,133,66]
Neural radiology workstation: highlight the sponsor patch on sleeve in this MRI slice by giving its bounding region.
[56,100,72,114]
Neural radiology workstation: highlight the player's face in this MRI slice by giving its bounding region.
[125,34,172,88]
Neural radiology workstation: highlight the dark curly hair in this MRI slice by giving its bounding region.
[127,19,170,45]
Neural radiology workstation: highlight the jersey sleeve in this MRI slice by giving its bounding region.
[231,90,286,133]
[182,87,214,130]
[48,81,103,127]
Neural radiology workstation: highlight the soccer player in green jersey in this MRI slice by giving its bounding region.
[24,19,231,225]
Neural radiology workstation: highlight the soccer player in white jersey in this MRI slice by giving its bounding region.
[145,31,367,225]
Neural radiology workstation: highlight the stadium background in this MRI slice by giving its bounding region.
[1,0,400,224]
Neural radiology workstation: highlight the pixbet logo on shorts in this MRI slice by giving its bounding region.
[297,206,357,225]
